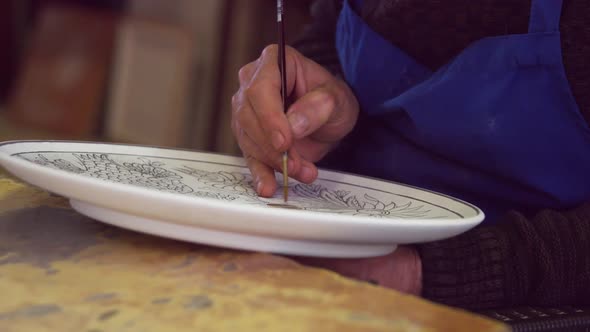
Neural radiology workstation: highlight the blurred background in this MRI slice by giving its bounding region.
[0,0,312,154]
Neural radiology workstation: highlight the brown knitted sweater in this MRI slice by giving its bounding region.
[293,0,590,310]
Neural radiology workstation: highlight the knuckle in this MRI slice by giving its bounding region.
[245,155,261,171]
[320,89,337,112]
[245,154,262,168]
[238,64,253,83]
[238,67,247,82]
[325,95,337,113]
[262,44,278,57]
[231,92,240,109]
[234,105,247,124]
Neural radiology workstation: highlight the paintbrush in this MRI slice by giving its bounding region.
[277,0,288,202]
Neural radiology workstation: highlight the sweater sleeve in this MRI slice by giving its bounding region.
[291,0,343,76]
[417,202,590,310]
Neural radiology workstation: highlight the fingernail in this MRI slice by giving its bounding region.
[257,181,264,194]
[288,112,309,137]
[271,131,285,150]
[301,164,314,180]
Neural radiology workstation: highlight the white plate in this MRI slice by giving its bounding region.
[0,140,485,257]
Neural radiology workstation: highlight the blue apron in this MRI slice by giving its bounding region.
[325,0,590,222]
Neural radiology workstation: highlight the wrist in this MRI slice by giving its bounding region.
[401,246,423,295]
[365,246,423,295]
[414,247,423,296]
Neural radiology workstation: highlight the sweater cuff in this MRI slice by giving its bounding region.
[416,223,527,310]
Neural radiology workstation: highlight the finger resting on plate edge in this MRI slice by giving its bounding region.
[245,155,277,197]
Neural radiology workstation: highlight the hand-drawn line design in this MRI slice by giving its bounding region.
[175,166,258,196]
[26,153,193,194]
[18,152,442,219]
[292,184,432,218]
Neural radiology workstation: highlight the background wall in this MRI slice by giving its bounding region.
[0,0,312,154]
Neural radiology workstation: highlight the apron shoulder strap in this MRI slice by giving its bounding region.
[529,0,564,33]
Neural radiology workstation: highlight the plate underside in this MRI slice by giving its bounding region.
[70,199,397,258]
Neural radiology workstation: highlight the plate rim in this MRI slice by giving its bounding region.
[0,140,484,214]
[0,139,485,242]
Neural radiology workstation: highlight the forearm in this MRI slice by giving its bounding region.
[417,202,590,310]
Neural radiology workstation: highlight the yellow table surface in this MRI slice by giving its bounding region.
[0,170,509,332]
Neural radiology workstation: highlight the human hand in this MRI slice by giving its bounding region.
[231,45,359,197]
[293,246,422,295]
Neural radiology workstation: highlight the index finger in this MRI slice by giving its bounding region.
[245,45,299,152]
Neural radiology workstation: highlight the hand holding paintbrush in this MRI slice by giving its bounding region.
[230,3,359,200]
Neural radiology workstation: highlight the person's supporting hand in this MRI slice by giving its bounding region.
[293,246,422,295]
[231,44,359,197]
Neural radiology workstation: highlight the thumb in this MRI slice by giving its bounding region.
[286,86,337,139]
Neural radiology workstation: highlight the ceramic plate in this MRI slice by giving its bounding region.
[0,141,484,257]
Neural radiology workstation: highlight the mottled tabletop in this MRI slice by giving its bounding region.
[0,169,508,332]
